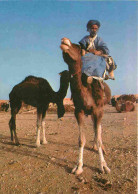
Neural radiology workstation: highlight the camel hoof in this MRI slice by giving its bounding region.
[71,166,83,175]
[59,117,63,121]
[75,168,83,175]
[42,141,48,145]
[100,162,110,174]
[15,142,20,146]
[36,143,41,148]
[104,166,111,174]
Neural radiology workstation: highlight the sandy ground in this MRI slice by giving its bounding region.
[0,104,137,194]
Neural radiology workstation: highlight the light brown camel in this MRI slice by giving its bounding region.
[111,94,136,107]
[111,94,136,112]
[116,100,135,112]
[9,70,70,147]
[117,94,136,103]
[60,37,111,175]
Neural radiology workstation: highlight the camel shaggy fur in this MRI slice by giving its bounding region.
[60,37,111,175]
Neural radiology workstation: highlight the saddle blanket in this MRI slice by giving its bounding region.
[81,53,106,77]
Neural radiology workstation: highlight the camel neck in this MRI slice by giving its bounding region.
[70,72,83,94]
[57,79,69,99]
[69,60,83,93]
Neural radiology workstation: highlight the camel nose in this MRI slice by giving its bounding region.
[61,38,71,47]
[60,44,69,51]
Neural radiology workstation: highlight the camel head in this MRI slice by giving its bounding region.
[60,38,82,73]
[56,101,65,118]
[59,70,70,83]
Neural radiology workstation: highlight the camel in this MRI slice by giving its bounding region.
[0,102,9,112]
[117,94,136,103]
[111,94,136,107]
[116,100,135,112]
[9,70,70,147]
[60,37,111,175]
[111,94,136,112]
[111,96,117,107]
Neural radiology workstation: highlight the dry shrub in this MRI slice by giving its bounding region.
[64,104,75,112]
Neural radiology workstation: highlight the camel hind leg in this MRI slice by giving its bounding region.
[92,111,110,173]
[9,101,21,145]
[36,106,48,147]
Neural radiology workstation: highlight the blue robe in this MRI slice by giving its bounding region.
[79,35,110,77]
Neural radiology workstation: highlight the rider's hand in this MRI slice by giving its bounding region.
[93,50,103,56]
[89,49,103,56]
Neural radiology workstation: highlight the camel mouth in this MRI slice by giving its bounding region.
[60,38,71,52]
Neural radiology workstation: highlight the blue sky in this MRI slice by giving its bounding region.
[0,1,137,99]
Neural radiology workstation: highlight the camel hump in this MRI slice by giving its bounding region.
[117,94,136,103]
[24,75,39,83]
[23,75,47,84]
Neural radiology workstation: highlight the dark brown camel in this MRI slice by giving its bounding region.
[60,38,111,175]
[111,96,117,107]
[0,102,9,112]
[9,70,70,147]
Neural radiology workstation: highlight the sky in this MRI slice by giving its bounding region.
[0,1,137,100]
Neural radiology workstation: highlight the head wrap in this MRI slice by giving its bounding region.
[87,20,101,31]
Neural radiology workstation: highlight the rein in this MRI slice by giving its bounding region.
[70,70,81,78]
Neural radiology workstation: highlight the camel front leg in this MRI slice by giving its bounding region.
[92,115,106,155]
[36,112,42,147]
[72,110,86,175]
[97,124,110,173]
[42,118,47,145]
[41,107,48,145]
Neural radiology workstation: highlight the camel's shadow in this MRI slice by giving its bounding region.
[0,134,98,152]
[0,134,100,174]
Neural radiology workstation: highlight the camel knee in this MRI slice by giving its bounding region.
[79,133,86,147]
